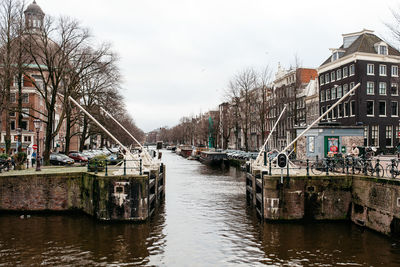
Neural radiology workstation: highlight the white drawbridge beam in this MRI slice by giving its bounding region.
[68,96,144,174]
[100,107,155,167]
[254,104,287,166]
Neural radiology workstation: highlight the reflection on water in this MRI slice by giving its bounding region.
[1,150,400,266]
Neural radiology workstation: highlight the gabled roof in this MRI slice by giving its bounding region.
[320,32,400,67]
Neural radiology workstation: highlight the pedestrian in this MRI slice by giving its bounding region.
[32,151,36,166]
[350,143,359,157]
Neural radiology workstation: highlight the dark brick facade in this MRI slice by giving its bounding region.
[319,60,400,151]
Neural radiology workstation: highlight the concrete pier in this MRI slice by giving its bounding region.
[0,166,165,221]
[246,171,400,238]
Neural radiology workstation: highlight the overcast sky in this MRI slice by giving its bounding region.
[37,0,399,132]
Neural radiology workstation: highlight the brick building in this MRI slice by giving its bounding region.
[0,1,80,156]
[318,29,400,152]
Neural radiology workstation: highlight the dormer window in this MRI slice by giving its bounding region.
[374,41,388,55]
[379,45,388,55]
[332,52,339,61]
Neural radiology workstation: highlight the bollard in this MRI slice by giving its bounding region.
[140,159,142,175]
[123,159,126,176]
[269,158,272,176]
[306,159,310,177]
[94,159,98,174]
[105,160,108,176]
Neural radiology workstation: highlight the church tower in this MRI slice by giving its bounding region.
[24,1,45,32]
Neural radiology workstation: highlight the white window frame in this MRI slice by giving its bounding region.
[367,64,374,75]
[367,81,374,95]
[325,73,329,84]
[331,87,336,99]
[392,83,399,96]
[386,125,393,148]
[379,82,387,95]
[337,85,342,98]
[379,101,386,117]
[350,100,355,117]
[379,45,388,55]
[350,82,355,95]
[364,126,369,146]
[349,64,355,76]
[320,76,324,85]
[343,66,348,78]
[338,103,343,118]
[392,65,399,77]
[336,69,342,80]
[371,125,379,147]
[379,64,387,76]
[320,90,325,102]
[366,100,374,117]
[331,71,335,82]
[392,101,398,117]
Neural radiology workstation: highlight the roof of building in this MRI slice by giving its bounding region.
[320,30,400,67]
[24,1,44,15]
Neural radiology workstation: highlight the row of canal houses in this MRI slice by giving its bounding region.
[219,29,400,154]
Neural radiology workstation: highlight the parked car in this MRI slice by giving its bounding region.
[68,152,88,163]
[82,151,95,160]
[50,153,75,165]
[107,154,120,165]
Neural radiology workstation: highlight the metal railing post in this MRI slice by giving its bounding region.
[140,158,142,175]
[346,157,349,175]
[306,159,310,177]
[87,159,90,172]
[269,158,272,176]
[105,160,108,176]
[95,159,98,174]
[123,159,126,176]
[352,157,355,174]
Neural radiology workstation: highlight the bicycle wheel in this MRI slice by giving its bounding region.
[386,164,399,178]
[334,160,344,173]
[375,164,384,177]
[353,161,363,174]
[311,162,324,175]
[366,162,374,176]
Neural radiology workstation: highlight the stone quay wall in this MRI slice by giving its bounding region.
[247,173,400,238]
[0,168,165,221]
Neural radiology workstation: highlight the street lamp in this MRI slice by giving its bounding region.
[33,119,42,171]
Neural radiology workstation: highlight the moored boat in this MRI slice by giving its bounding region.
[199,151,227,165]
[178,145,193,158]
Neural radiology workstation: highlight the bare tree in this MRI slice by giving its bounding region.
[254,66,272,148]
[0,0,19,155]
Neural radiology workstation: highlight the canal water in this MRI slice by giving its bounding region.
[1,151,400,266]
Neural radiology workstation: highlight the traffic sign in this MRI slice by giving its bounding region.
[33,144,38,150]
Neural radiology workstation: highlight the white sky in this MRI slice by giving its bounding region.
[37,0,400,132]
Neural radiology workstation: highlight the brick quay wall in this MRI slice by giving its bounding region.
[0,168,165,222]
[246,173,400,238]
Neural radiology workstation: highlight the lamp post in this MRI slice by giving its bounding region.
[33,119,42,171]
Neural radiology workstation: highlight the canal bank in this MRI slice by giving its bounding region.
[246,170,400,238]
[1,151,400,266]
[0,166,165,221]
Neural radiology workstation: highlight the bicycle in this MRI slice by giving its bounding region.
[311,157,339,175]
[386,159,399,178]
[365,158,384,177]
